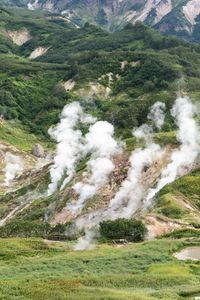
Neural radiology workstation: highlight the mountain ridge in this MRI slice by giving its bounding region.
[2,0,200,41]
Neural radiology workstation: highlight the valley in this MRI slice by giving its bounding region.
[0,4,199,300]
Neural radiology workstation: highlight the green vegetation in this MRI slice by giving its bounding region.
[0,8,200,138]
[0,238,198,299]
[100,218,147,242]
[155,193,188,219]
[156,169,200,212]
[166,169,200,209]
[150,168,200,226]
[165,228,200,239]
[0,119,48,151]
[0,220,70,239]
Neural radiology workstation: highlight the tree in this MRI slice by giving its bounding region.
[144,80,155,92]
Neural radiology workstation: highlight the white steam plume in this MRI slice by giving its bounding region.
[27,3,34,10]
[106,144,163,219]
[74,229,97,251]
[105,102,166,219]
[144,96,200,209]
[4,153,23,186]
[47,102,96,196]
[74,102,166,248]
[148,101,166,130]
[134,124,153,141]
[69,121,122,214]
[73,97,200,249]
[74,142,164,250]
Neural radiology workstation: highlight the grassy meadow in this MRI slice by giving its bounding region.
[0,238,198,299]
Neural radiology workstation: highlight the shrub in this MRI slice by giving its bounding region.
[0,220,52,238]
[100,218,147,242]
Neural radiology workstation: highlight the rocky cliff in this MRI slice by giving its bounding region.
[3,0,200,41]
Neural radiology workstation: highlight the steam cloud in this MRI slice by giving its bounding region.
[4,153,23,186]
[47,102,96,196]
[144,96,200,209]
[75,102,166,249]
[148,101,166,129]
[68,121,122,214]
[74,229,97,251]
[74,97,200,249]
[27,3,34,10]
[104,101,166,219]
[107,144,163,219]
[49,98,199,250]
[48,101,121,209]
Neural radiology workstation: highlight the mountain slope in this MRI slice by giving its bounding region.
[1,7,200,138]
[0,8,199,241]
[3,0,200,41]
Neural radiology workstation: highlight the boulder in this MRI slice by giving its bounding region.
[32,143,45,158]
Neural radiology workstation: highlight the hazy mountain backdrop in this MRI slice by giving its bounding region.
[2,0,200,41]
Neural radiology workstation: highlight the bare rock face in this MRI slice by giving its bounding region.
[6,28,32,46]
[4,0,200,41]
[29,47,50,59]
[183,0,200,25]
[62,79,76,91]
[32,143,45,158]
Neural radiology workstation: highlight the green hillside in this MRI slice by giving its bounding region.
[0,8,200,138]
[0,7,199,230]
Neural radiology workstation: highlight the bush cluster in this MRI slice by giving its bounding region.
[100,218,147,242]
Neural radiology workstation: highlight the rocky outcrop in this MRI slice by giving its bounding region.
[29,47,49,59]
[155,0,172,24]
[62,79,76,92]
[4,0,200,41]
[183,0,200,25]
[6,28,32,46]
[76,81,111,100]
[32,144,45,158]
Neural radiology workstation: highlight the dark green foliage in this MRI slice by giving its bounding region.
[100,218,147,242]
[0,220,51,238]
[0,220,70,239]
[116,55,180,90]
[0,10,200,138]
